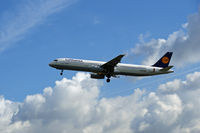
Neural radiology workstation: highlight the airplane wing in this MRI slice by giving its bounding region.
[101,54,125,69]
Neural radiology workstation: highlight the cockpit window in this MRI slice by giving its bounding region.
[54,59,58,61]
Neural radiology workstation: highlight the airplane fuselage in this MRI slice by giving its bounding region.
[49,58,173,77]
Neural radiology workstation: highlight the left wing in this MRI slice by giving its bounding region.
[101,54,125,69]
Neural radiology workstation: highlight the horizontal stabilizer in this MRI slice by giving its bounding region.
[160,66,173,71]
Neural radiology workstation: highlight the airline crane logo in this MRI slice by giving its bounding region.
[162,56,169,64]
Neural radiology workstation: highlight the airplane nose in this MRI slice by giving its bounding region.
[49,62,54,67]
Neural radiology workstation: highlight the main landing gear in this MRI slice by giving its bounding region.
[106,74,111,83]
[106,78,110,83]
[60,70,63,75]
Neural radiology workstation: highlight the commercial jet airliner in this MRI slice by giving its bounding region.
[49,52,173,82]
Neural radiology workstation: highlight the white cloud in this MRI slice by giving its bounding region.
[131,10,200,67]
[0,0,77,52]
[0,72,200,132]
[0,96,22,133]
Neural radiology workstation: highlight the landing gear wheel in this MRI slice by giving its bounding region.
[106,74,111,83]
[106,78,110,83]
[60,70,63,75]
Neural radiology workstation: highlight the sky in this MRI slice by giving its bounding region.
[1,0,200,132]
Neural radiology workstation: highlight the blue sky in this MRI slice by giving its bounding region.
[0,0,199,102]
[2,1,200,133]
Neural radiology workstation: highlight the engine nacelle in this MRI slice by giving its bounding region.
[90,74,105,79]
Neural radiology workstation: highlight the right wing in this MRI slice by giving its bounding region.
[100,54,125,69]
[90,54,125,79]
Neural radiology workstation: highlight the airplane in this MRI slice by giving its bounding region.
[49,52,173,83]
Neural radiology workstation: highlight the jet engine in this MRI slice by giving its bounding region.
[90,74,105,79]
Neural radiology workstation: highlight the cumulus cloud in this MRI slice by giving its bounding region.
[0,0,77,52]
[131,10,200,67]
[0,72,200,133]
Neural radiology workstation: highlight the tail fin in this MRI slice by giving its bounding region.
[152,52,173,68]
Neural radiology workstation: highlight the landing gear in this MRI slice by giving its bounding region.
[106,74,111,83]
[106,78,110,83]
[60,70,63,75]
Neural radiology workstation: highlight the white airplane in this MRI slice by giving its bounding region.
[49,52,173,82]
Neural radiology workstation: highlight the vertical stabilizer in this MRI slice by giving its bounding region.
[152,52,173,68]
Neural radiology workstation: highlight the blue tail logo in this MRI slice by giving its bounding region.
[152,52,173,68]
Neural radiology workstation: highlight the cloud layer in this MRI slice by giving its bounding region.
[1,72,200,133]
[0,0,76,52]
[131,10,200,67]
